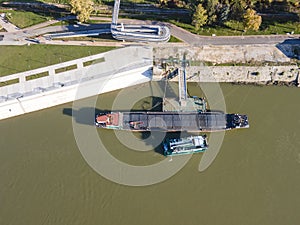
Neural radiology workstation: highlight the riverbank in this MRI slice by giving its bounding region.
[153,44,300,87]
[1,43,299,121]
[172,65,299,87]
[0,46,152,120]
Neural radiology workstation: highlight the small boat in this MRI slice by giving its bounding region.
[163,135,208,156]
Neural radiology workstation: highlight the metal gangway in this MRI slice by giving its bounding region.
[111,0,170,42]
[163,55,188,106]
[178,54,188,106]
[162,55,208,112]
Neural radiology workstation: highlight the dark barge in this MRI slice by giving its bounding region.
[95,111,249,132]
[95,65,249,132]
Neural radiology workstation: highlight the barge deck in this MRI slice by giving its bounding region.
[95,111,249,132]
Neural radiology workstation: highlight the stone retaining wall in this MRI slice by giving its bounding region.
[186,65,299,85]
[153,44,300,86]
[154,65,299,86]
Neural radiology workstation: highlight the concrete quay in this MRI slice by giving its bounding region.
[154,64,299,86]
[153,43,300,86]
[0,46,153,120]
[185,65,300,85]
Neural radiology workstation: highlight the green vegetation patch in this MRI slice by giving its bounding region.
[4,10,50,28]
[171,19,300,36]
[49,19,79,27]
[83,57,105,67]
[0,45,116,77]
[55,64,77,73]
[168,36,183,43]
[26,71,49,81]
[0,78,19,87]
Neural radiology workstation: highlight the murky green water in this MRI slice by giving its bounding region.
[0,82,300,225]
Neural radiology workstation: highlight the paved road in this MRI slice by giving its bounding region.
[166,22,300,46]
[100,17,300,46]
[0,15,299,46]
[0,20,111,45]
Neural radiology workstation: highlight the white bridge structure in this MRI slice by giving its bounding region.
[43,0,170,42]
[111,0,170,42]
[0,46,153,120]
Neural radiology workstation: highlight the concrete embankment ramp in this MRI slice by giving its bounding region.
[153,44,300,85]
[0,46,153,120]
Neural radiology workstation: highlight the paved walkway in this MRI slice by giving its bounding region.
[23,15,76,31]
[0,14,300,46]
[0,14,19,32]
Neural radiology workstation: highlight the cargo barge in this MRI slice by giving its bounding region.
[95,66,249,132]
[95,111,249,132]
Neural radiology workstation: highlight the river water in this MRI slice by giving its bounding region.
[0,82,300,225]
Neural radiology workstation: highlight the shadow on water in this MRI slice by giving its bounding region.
[62,106,195,156]
[62,98,163,127]
[141,131,184,155]
[63,107,107,126]
[145,131,203,156]
[62,107,173,156]
[62,94,165,126]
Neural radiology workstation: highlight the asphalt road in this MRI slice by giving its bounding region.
[166,22,300,46]
[0,15,299,46]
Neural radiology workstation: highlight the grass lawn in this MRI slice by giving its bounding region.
[170,19,300,36]
[0,45,116,77]
[168,35,183,42]
[48,20,74,26]
[3,10,51,28]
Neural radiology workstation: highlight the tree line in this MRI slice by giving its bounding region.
[69,0,298,31]
[191,0,265,31]
[161,0,298,31]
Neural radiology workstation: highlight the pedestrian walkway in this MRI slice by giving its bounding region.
[0,46,153,120]
[0,14,19,32]
[24,15,76,31]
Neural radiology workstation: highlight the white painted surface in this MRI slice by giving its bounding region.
[0,46,153,120]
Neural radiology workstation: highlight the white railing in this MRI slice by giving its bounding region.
[111,0,170,42]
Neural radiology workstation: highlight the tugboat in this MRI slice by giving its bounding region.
[163,135,208,156]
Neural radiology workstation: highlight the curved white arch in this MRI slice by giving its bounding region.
[111,0,170,42]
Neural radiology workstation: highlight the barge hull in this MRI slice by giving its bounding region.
[95,111,249,132]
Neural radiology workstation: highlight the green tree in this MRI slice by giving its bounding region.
[158,0,168,7]
[70,0,94,23]
[243,8,262,31]
[203,0,218,25]
[192,3,208,30]
[229,0,247,19]
[216,3,230,25]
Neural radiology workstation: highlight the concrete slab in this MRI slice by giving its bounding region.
[0,46,153,120]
